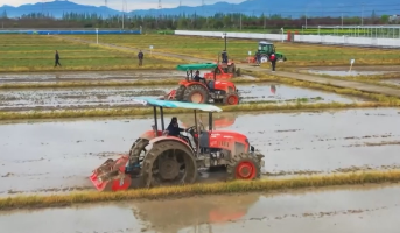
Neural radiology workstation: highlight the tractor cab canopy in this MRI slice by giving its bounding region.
[258,41,275,54]
[133,97,222,136]
[176,63,219,81]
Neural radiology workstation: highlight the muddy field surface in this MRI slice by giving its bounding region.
[0,71,184,84]
[0,108,399,195]
[1,184,400,233]
[0,84,363,112]
[305,65,400,72]
[307,70,389,77]
[381,78,400,86]
[0,70,256,84]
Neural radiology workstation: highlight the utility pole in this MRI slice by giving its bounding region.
[264,11,266,29]
[306,9,308,29]
[158,0,162,20]
[202,0,204,16]
[239,14,241,30]
[362,2,364,26]
[121,0,127,29]
[342,13,344,28]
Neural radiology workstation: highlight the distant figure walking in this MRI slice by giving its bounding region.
[55,50,61,67]
[270,52,276,72]
[138,50,143,66]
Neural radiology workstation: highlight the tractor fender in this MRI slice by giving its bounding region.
[146,136,195,155]
[184,82,209,89]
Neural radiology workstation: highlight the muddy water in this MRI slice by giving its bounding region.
[0,71,186,84]
[0,86,173,111]
[1,108,400,194]
[381,78,400,86]
[1,184,400,233]
[0,70,256,84]
[0,83,361,111]
[237,83,361,103]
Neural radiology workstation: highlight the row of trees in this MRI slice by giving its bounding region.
[0,11,390,29]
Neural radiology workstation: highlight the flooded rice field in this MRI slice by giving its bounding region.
[307,70,388,77]
[0,84,363,111]
[1,184,400,233]
[0,71,185,84]
[0,70,255,84]
[0,108,399,195]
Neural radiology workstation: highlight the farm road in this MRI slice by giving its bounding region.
[59,36,400,97]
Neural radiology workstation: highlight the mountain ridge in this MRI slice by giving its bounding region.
[0,0,396,18]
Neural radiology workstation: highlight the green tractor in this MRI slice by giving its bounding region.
[249,41,287,64]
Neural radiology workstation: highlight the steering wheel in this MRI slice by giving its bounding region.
[185,126,198,137]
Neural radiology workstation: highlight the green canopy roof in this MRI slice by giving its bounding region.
[176,63,218,71]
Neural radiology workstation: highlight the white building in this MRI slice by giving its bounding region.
[389,15,400,23]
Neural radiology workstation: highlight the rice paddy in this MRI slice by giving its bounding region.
[1,33,400,232]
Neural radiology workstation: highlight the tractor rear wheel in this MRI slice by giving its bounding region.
[175,85,185,101]
[183,84,209,104]
[140,140,197,188]
[223,93,239,105]
[128,139,149,164]
[226,153,261,181]
[236,68,241,77]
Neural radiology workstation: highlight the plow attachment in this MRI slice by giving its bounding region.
[90,155,132,191]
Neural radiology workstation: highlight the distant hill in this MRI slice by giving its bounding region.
[0,0,397,18]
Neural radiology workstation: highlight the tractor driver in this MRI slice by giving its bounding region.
[167,117,191,143]
[193,70,205,83]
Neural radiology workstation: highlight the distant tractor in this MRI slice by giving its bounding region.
[90,98,265,191]
[247,41,287,64]
[165,63,241,105]
[204,51,241,79]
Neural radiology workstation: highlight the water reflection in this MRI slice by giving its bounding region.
[132,194,261,233]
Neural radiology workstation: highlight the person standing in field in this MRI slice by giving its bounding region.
[54,50,61,67]
[138,50,143,66]
[270,52,276,72]
[256,50,261,65]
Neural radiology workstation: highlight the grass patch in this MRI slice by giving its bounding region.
[0,64,176,72]
[0,103,394,121]
[0,35,180,71]
[66,34,400,66]
[1,170,400,211]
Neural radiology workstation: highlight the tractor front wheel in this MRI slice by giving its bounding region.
[224,93,239,105]
[226,153,261,181]
[183,84,209,104]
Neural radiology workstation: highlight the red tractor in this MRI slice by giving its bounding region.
[203,51,241,79]
[165,63,240,105]
[90,97,265,191]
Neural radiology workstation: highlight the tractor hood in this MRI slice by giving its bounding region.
[209,129,248,141]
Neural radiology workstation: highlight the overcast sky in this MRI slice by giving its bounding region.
[0,0,246,11]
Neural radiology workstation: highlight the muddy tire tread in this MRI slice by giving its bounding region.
[141,140,198,188]
[226,153,261,181]
[182,84,209,104]
[175,85,185,101]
